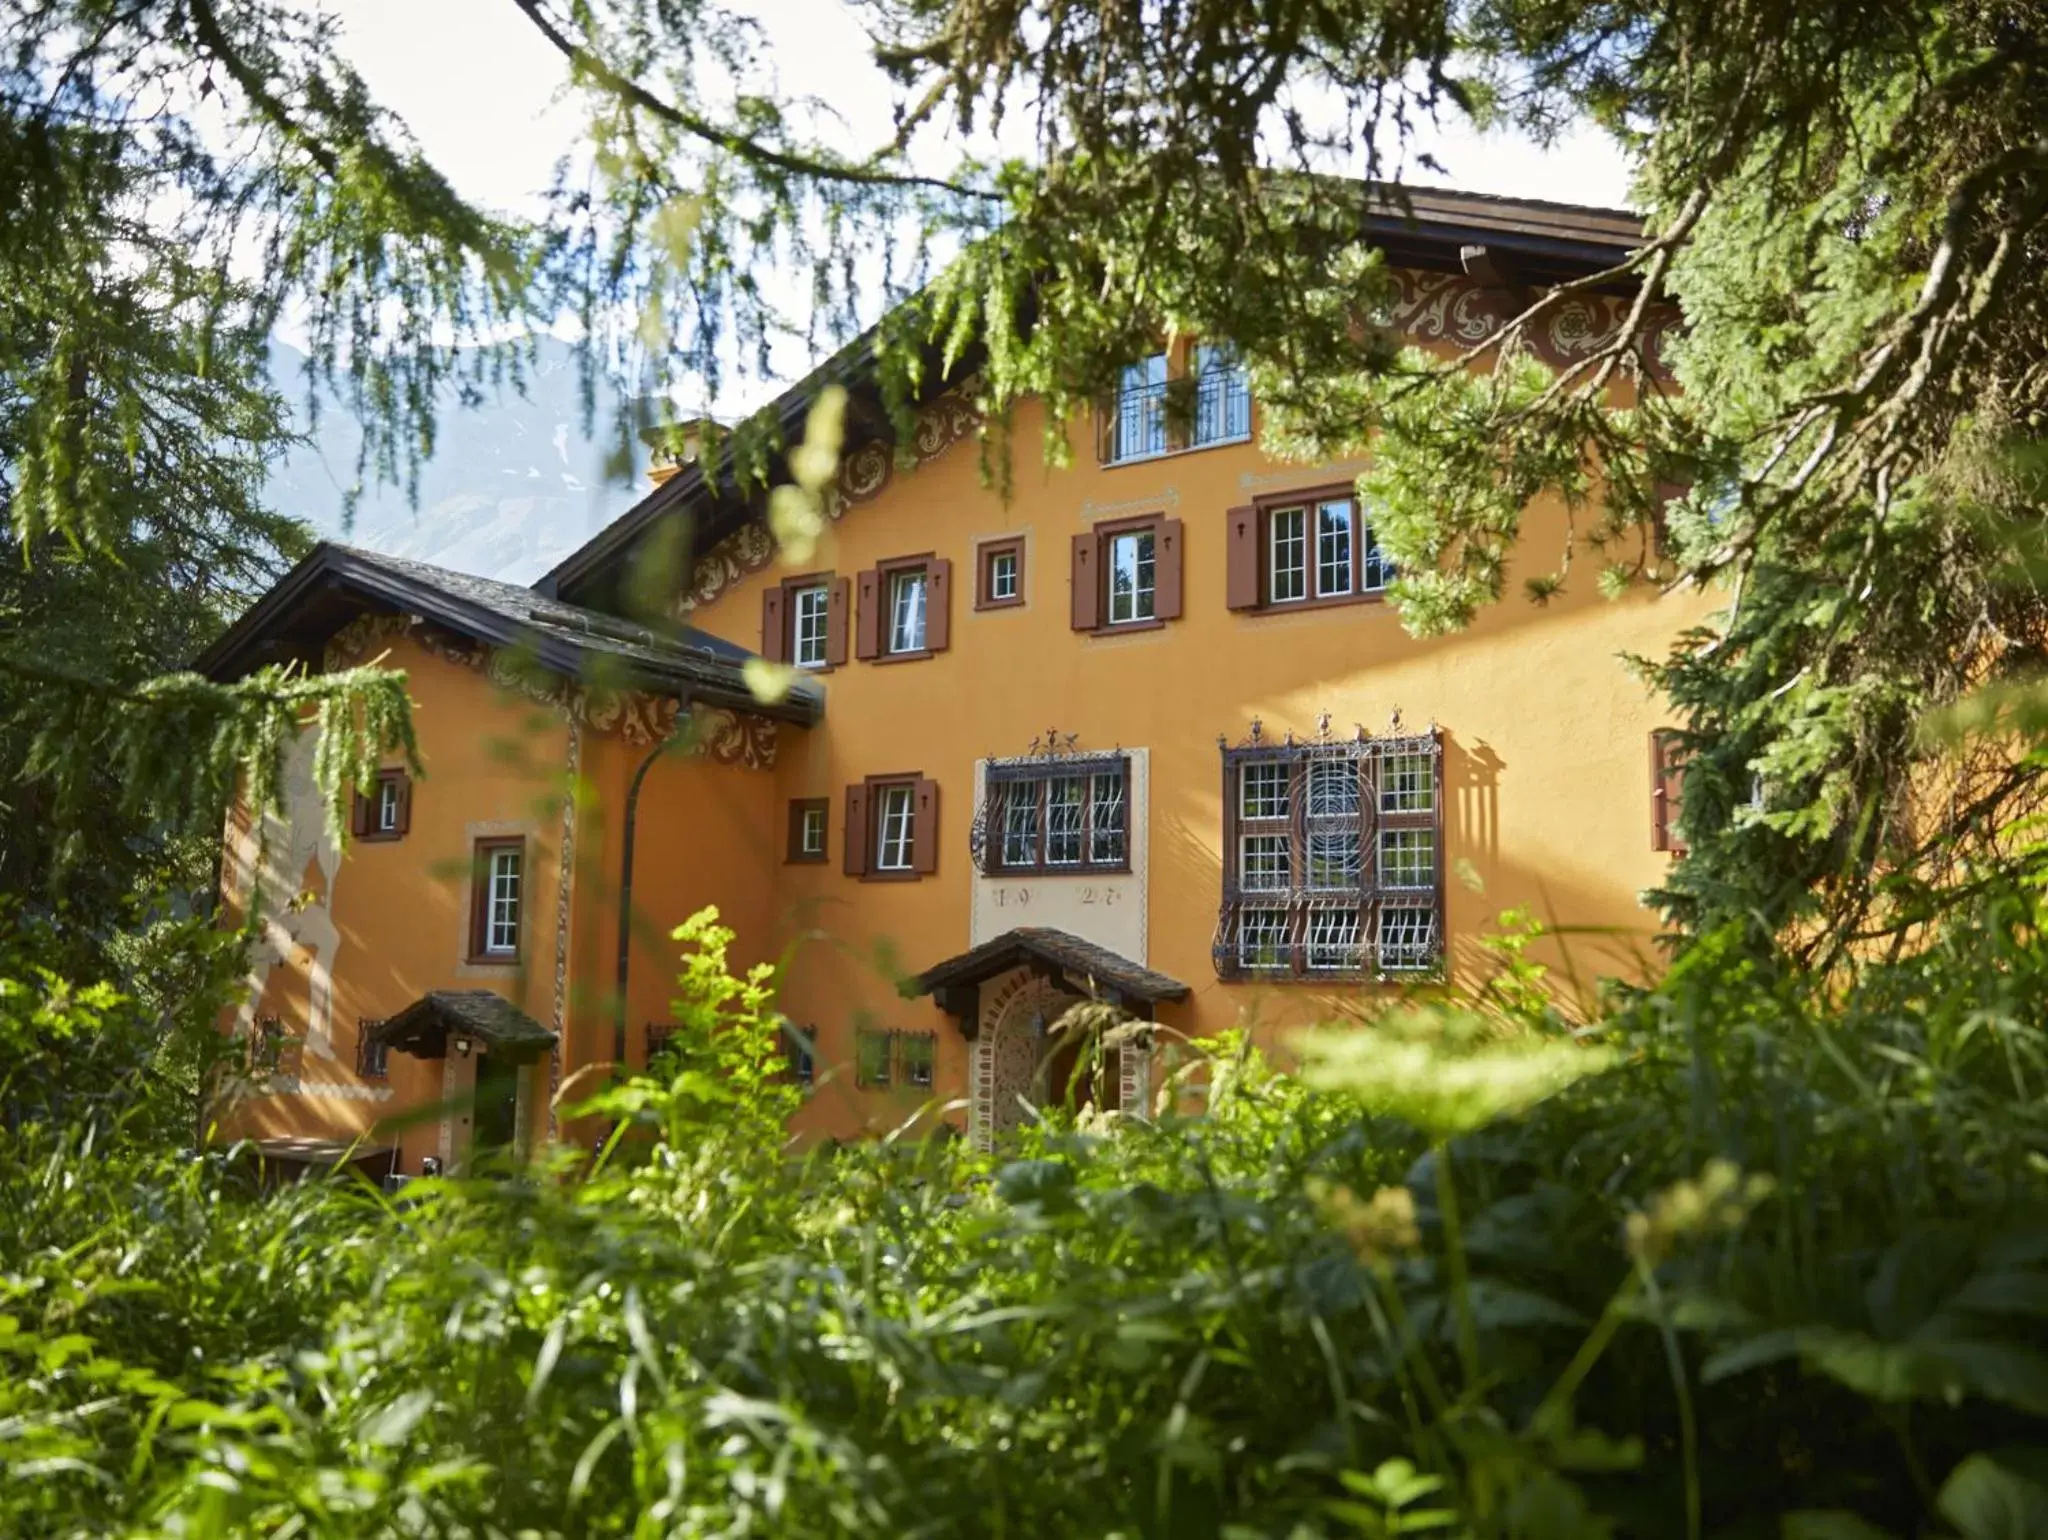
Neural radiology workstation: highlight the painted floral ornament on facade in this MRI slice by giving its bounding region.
[1383,272,1675,375]
[675,381,986,617]
[322,614,779,766]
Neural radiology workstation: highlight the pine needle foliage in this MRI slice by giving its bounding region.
[6,902,2048,1536]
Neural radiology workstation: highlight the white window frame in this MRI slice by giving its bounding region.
[1270,506,1308,603]
[1190,344,1253,447]
[484,846,522,956]
[792,583,831,668]
[376,777,400,833]
[798,805,827,857]
[1316,500,1355,597]
[1106,529,1156,625]
[989,549,1018,602]
[1109,352,1170,463]
[876,785,916,871]
[887,569,928,654]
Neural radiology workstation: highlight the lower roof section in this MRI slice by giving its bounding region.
[196,543,822,726]
[908,926,1192,1020]
[371,989,560,1064]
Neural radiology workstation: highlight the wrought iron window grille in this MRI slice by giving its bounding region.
[970,731,1132,876]
[1211,712,1444,981]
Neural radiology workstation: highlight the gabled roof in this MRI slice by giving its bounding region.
[908,927,1192,1017]
[370,989,559,1063]
[539,185,1645,610]
[196,543,822,725]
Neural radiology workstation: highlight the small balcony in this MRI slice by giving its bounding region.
[1101,366,1253,466]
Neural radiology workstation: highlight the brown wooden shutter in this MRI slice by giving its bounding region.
[350,791,370,838]
[844,784,870,875]
[826,576,851,666]
[925,558,952,652]
[912,778,940,874]
[1155,517,1184,620]
[1650,730,1688,854]
[855,569,881,660]
[1225,505,1260,610]
[786,799,805,862]
[1070,533,1099,631]
[761,586,787,663]
[395,773,412,835]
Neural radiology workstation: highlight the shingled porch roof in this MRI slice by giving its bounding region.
[907,927,1190,1027]
[370,990,559,1064]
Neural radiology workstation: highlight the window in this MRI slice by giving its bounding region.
[900,1032,936,1089]
[1101,343,1251,464]
[1191,344,1252,447]
[888,568,928,653]
[1213,732,1443,979]
[976,536,1026,610]
[351,769,410,842]
[1108,529,1155,624]
[846,775,940,880]
[1107,352,1169,463]
[786,798,829,863]
[792,583,831,668]
[778,1019,816,1086]
[1226,491,1393,614]
[975,754,1131,875]
[1071,517,1183,633]
[856,557,951,661]
[1651,729,1689,854]
[856,1029,935,1090]
[761,573,849,669]
[855,1028,892,1088]
[876,784,915,870]
[469,838,524,960]
[356,1019,389,1079]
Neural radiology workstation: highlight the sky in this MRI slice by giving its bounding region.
[323,0,1637,414]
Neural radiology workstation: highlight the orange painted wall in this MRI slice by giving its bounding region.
[221,378,1715,1158]
[669,396,1711,1139]
[553,725,782,1152]
[218,635,576,1173]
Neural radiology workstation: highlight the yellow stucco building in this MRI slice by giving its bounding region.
[203,188,1696,1174]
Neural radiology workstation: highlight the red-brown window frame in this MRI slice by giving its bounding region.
[844,773,939,881]
[351,769,411,842]
[856,554,952,663]
[1651,729,1689,855]
[786,797,830,864]
[467,836,526,963]
[1227,485,1391,615]
[975,535,1026,611]
[1071,514,1183,635]
[982,756,1133,876]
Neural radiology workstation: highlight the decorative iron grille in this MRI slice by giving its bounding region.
[1212,715,1444,981]
[357,1018,389,1079]
[970,733,1132,877]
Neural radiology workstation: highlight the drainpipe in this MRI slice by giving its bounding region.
[613,701,687,1080]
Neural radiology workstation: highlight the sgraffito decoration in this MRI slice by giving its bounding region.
[322,613,778,766]
[1383,271,1677,376]
[675,381,985,616]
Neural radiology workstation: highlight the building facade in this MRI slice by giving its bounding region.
[204,190,1696,1171]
